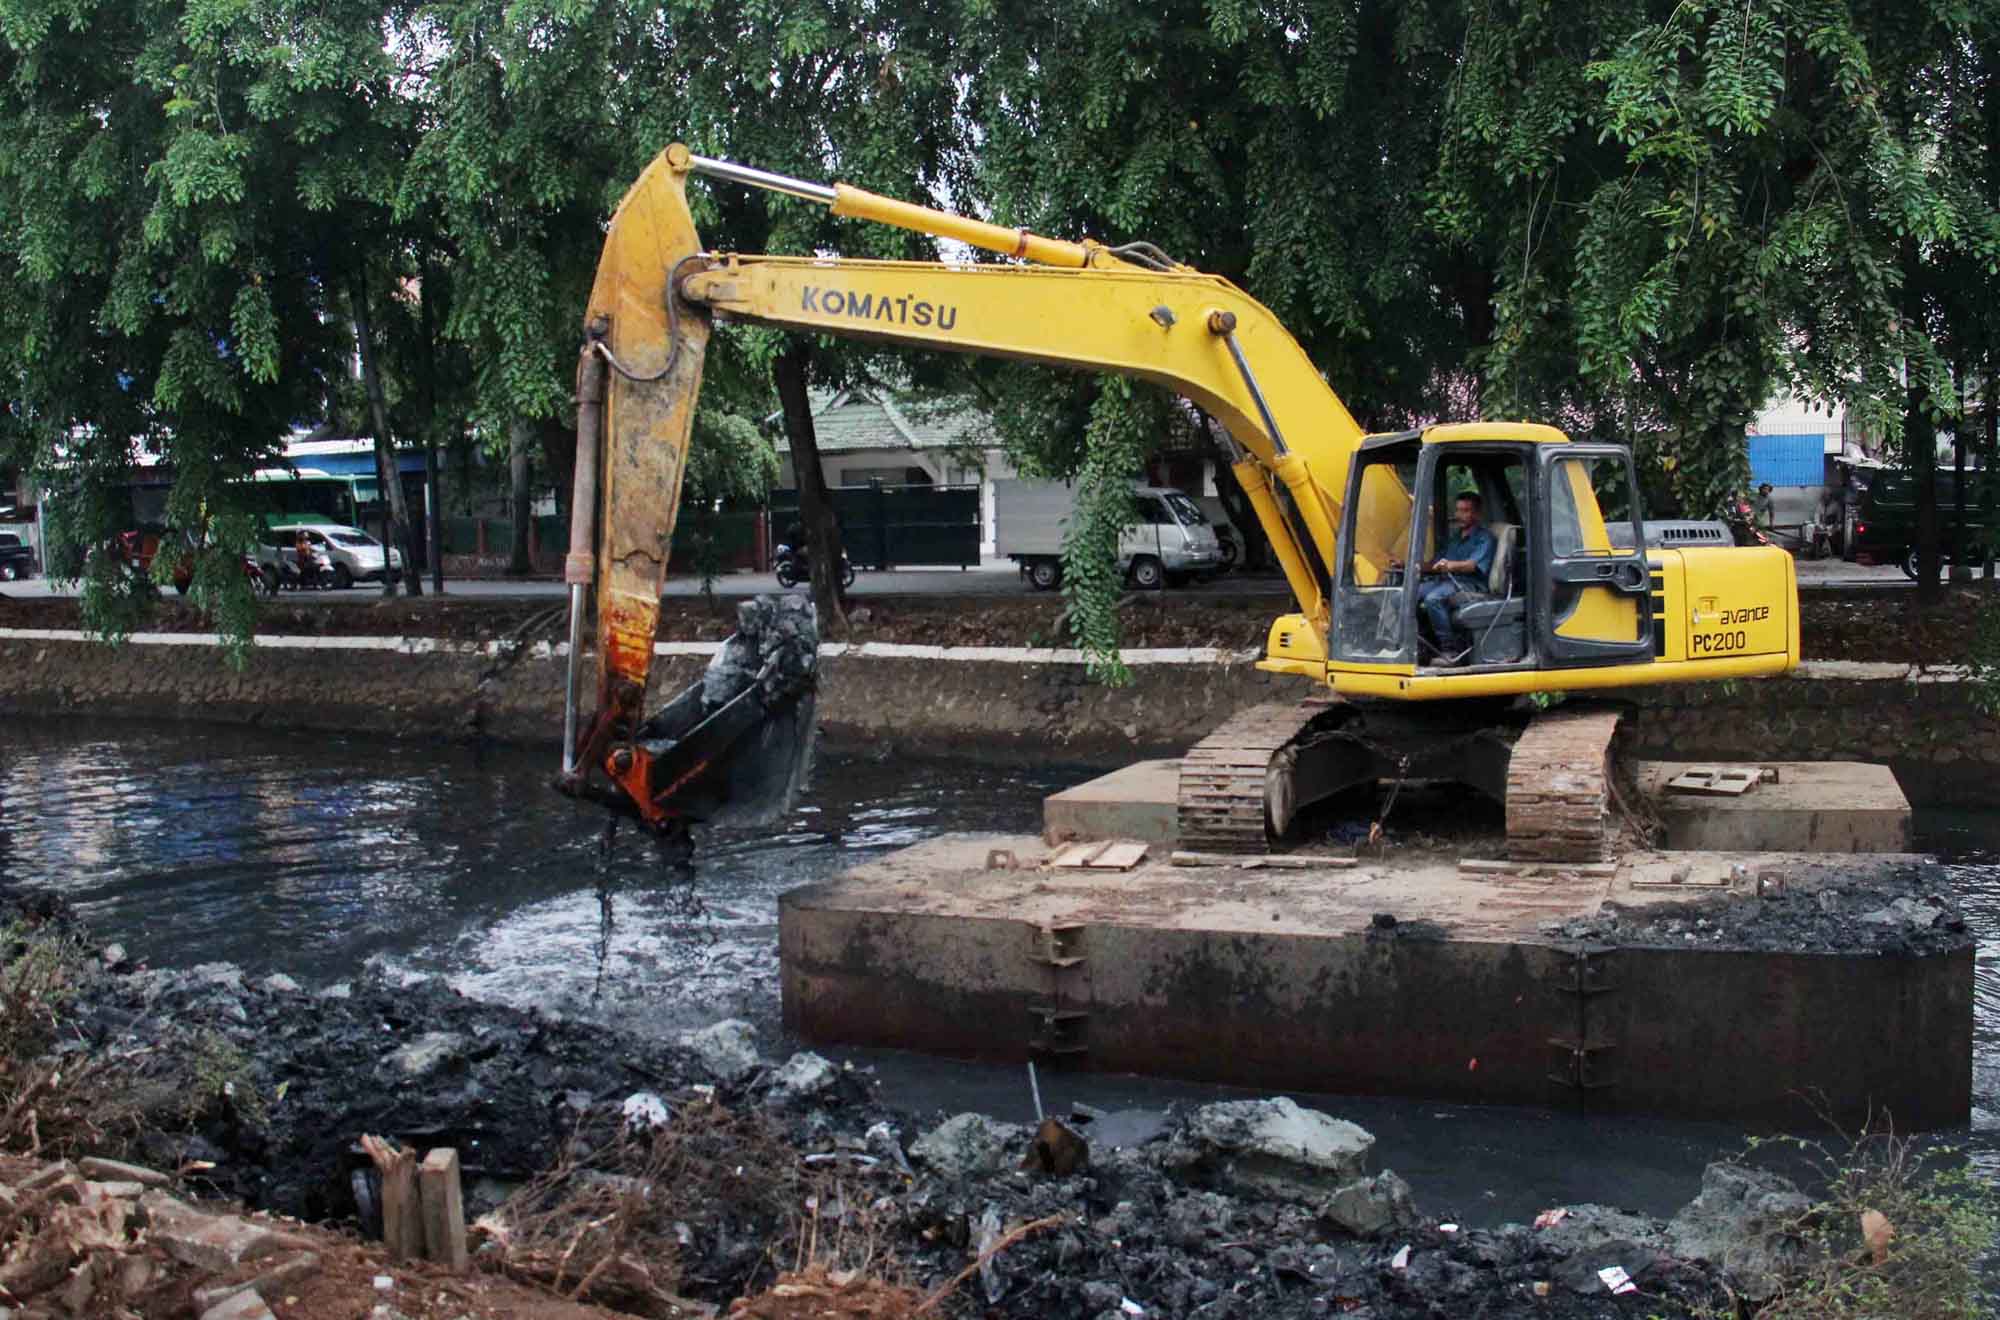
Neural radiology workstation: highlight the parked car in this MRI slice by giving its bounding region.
[101,527,261,594]
[995,479,1221,590]
[266,523,403,589]
[1851,471,1993,579]
[0,532,38,581]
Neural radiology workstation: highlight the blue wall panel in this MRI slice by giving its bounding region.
[1748,434,1825,487]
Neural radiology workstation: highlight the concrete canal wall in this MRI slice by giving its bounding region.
[0,630,1991,800]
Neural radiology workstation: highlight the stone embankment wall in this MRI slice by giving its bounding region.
[1,632,1992,799]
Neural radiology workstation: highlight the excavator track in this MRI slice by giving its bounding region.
[1503,705,1623,863]
[1177,701,1333,852]
[1177,698,1624,861]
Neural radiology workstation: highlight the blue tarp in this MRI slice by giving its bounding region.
[1749,434,1825,487]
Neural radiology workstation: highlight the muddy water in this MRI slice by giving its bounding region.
[2,718,1996,1224]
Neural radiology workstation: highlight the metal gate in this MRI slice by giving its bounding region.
[771,482,980,570]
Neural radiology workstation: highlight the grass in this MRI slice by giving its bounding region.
[1743,1123,1996,1320]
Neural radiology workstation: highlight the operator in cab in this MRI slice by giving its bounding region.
[1417,492,1495,667]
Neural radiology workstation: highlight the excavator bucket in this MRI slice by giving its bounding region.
[555,146,818,835]
[619,596,819,830]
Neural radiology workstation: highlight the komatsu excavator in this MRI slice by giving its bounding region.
[556,144,1799,860]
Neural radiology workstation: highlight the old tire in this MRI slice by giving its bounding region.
[333,564,354,591]
[1027,559,1062,591]
[1130,555,1166,590]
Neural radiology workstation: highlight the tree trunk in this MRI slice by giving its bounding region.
[507,419,533,576]
[1910,387,1941,604]
[349,274,422,597]
[1952,383,1967,585]
[1985,377,1997,580]
[773,343,846,632]
[1902,239,1940,605]
[426,441,443,593]
[420,258,445,595]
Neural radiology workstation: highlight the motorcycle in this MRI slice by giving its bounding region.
[1723,494,1773,549]
[774,541,856,590]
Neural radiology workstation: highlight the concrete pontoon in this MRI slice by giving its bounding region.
[782,758,1967,1126]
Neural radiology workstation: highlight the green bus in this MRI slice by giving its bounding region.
[244,469,362,529]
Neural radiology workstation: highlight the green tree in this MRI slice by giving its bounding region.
[631,0,969,632]
[399,1,625,578]
[958,0,1466,680]
[0,0,362,645]
[1437,0,2000,582]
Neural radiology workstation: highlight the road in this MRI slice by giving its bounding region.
[1,559,1298,602]
[0,555,1919,602]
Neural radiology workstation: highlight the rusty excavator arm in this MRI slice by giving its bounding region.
[553,150,817,837]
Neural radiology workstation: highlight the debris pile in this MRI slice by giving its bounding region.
[0,1152,315,1319]
[0,885,1890,1319]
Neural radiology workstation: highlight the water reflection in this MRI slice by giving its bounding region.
[0,719,1065,1033]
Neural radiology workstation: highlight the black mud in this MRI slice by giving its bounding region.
[51,948,1757,1318]
[1574,857,1971,955]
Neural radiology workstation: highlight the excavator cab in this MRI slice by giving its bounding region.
[1323,425,1656,689]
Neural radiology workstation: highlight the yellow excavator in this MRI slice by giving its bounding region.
[554,144,1799,860]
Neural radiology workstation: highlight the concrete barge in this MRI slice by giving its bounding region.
[781,759,1972,1128]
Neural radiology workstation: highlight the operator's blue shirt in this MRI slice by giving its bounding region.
[1442,524,1495,584]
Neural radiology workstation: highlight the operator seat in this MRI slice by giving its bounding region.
[1448,522,1526,663]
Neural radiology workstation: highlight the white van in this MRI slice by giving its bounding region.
[995,480,1221,590]
[265,523,403,590]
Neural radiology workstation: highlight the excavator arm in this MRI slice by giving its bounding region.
[555,143,1380,832]
[553,151,816,837]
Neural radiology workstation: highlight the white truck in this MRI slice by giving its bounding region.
[994,479,1222,590]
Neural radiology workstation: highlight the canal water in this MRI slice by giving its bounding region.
[2,717,1995,1226]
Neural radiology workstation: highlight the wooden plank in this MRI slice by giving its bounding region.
[1458,858,1524,875]
[418,1148,468,1272]
[1630,877,1732,890]
[1087,842,1150,871]
[1048,842,1104,869]
[360,1134,421,1262]
[1171,851,1356,870]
